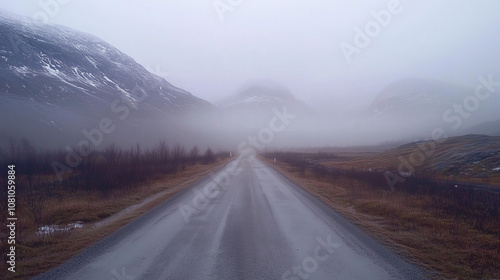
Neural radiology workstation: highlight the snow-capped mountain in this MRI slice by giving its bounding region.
[218,80,299,108]
[217,80,311,114]
[0,10,213,147]
[191,80,315,148]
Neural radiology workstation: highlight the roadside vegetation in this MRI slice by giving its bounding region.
[263,151,500,279]
[0,138,231,279]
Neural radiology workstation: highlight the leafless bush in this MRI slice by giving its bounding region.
[190,145,199,165]
[172,143,185,171]
[1,138,230,197]
[19,175,49,226]
[156,140,170,164]
[202,147,215,164]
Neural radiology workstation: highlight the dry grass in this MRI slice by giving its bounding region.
[0,158,232,280]
[265,158,500,280]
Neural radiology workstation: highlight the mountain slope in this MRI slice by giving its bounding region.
[368,78,471,115]
[0,10,215,147]
[385,135,500,179]
[366,78,500,137]
[461,119,500,136]
[325,134,500,185]
[216,80,311,136]
[183,80,316,148]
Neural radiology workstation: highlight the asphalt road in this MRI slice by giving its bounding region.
[33,155,427,280]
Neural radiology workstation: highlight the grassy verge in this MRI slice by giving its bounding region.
[1,158,232,280]
[263,157,500,280]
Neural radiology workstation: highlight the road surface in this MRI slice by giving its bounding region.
[34,155,427,280]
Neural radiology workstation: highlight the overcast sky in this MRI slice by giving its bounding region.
[1,1,500,109]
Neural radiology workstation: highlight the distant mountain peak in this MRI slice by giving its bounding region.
[217,80,299,109]
[370,78,470,109]
[366,78,476,119]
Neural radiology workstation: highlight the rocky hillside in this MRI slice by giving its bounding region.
[324,134,500,186]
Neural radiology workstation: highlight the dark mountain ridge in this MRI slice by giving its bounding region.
[0,10,213,147]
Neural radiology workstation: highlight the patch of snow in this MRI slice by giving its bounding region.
[36,221,84,235]
[115,85,133,100]
[98,44,107,54]
[103,75,113,84]
[102,76,138,107]
[86,56,98,68]
[74,44,88,53]
[399,171,413,177]
[10,65,30,75]
[72,67,98,87]
[493,167,500,171]
[41,60,62,76]
[41,61,92,92]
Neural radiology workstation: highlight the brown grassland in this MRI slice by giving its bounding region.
[0,139,232,279]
